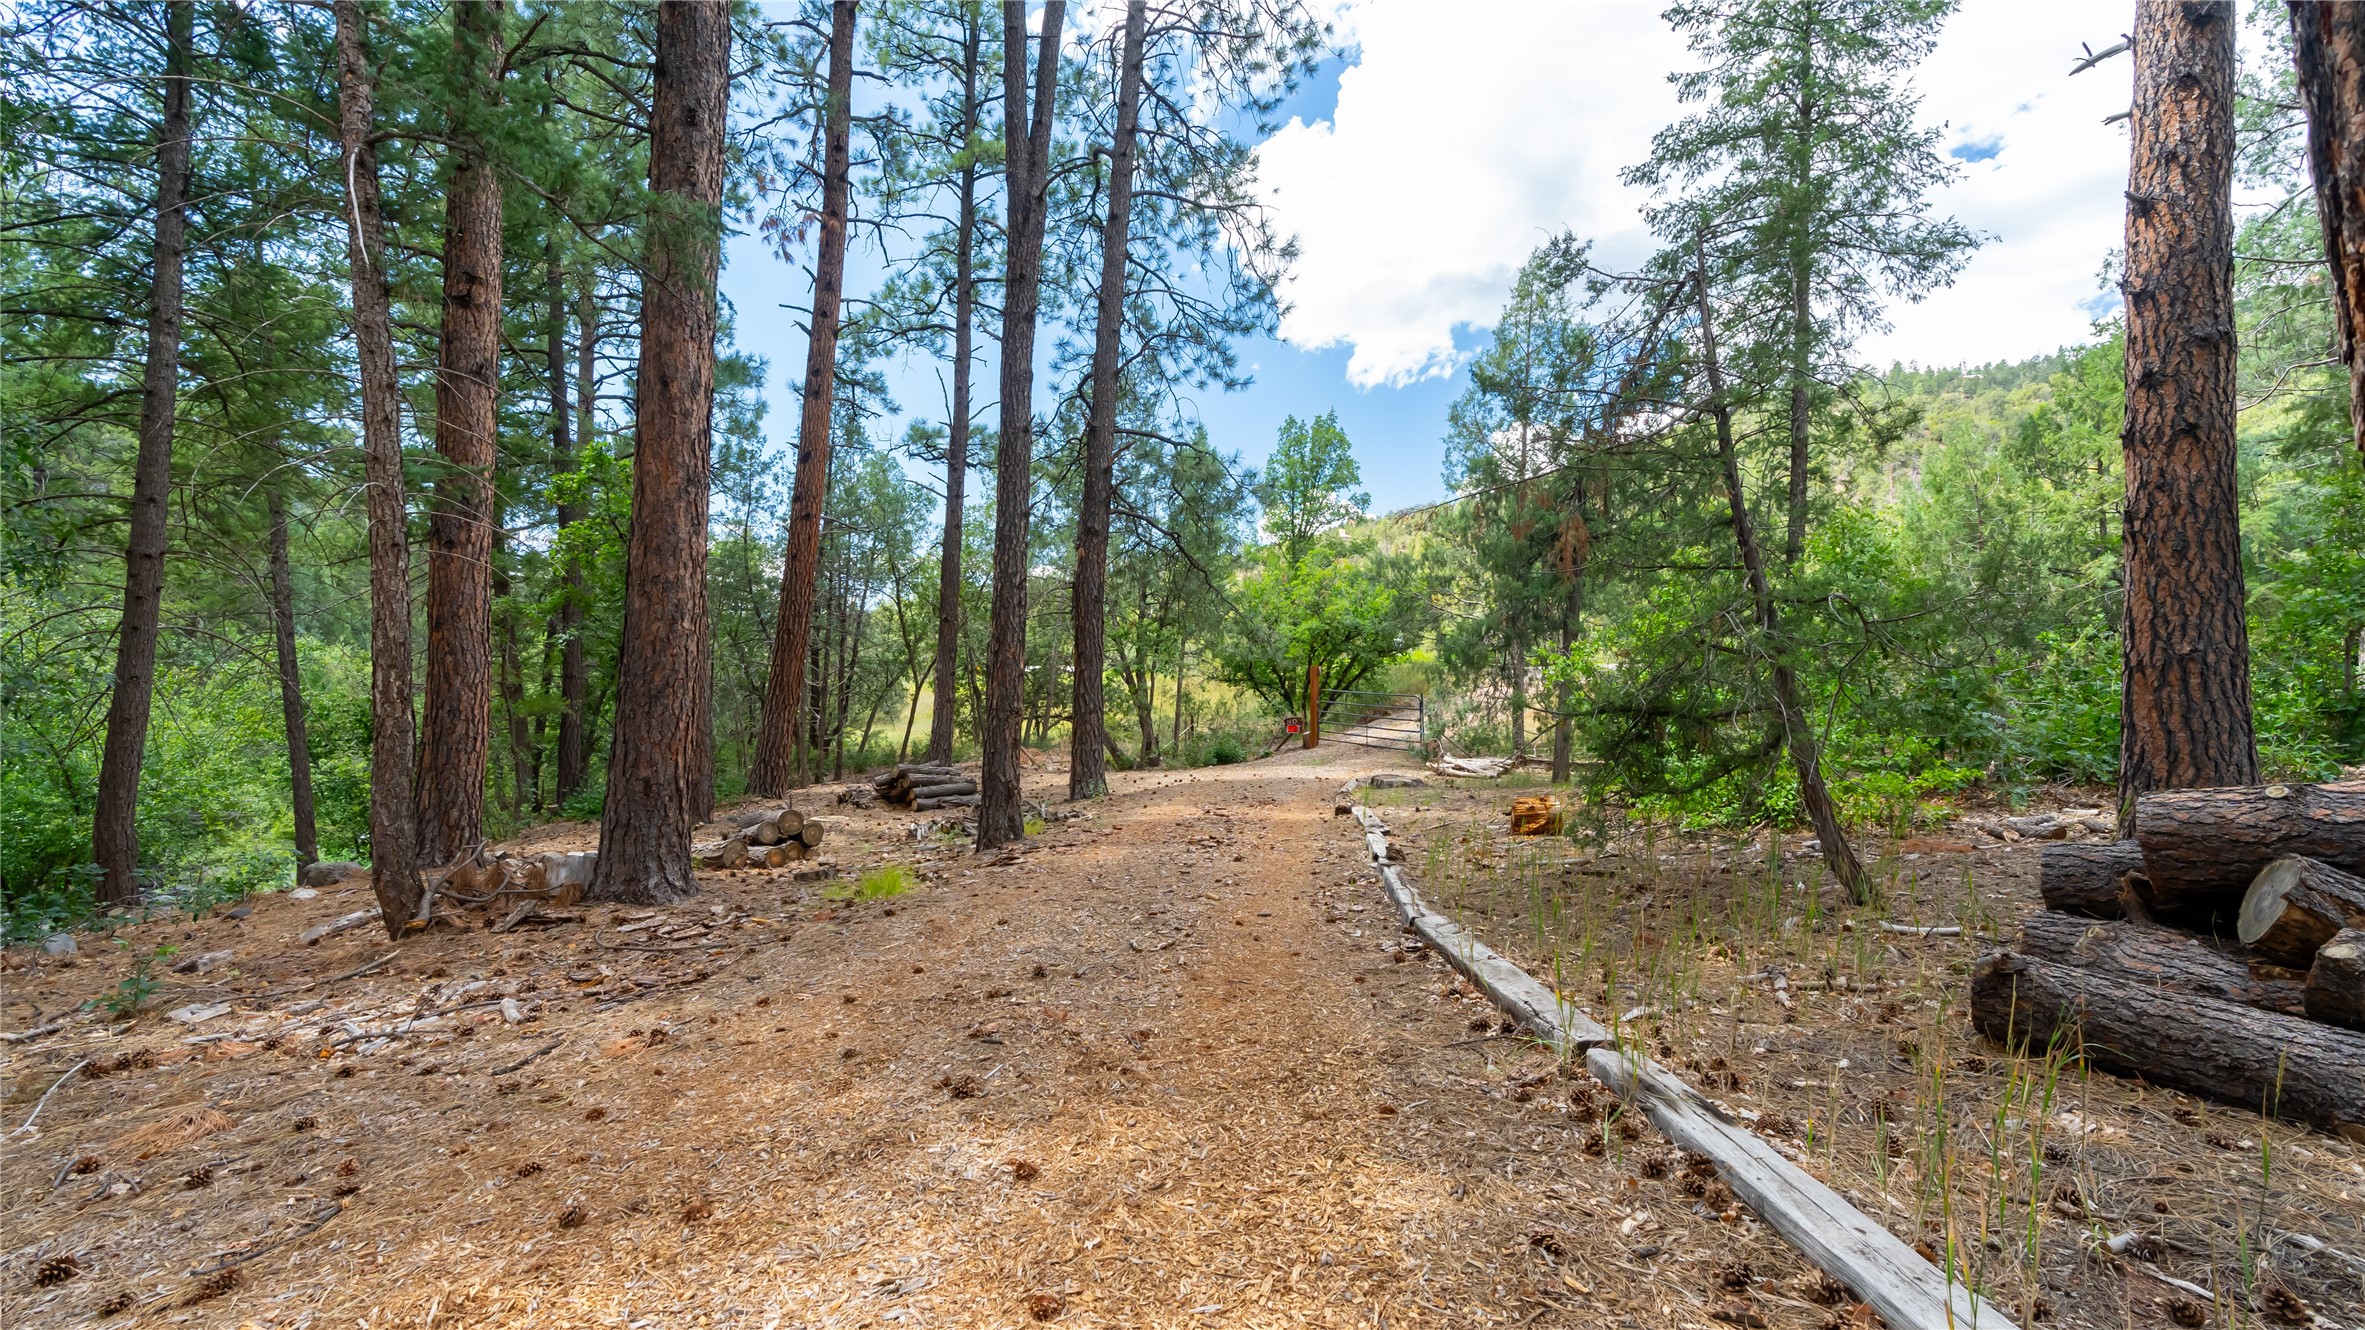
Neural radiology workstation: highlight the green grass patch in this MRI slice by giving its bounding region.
[826,863,916,901]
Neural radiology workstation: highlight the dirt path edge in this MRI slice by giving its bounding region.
[1350,804,2023,1330]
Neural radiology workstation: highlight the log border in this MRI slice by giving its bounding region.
[1349,798,2019,1330]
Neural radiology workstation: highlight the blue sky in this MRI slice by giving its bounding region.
[718,0,2158,518]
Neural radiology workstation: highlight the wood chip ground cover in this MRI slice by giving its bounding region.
[1365,779,2365,1328]
[9,749,1881,1328]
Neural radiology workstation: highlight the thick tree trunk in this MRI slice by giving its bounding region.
[2307,928,2365,1030]
[1070,0,1147,802]
[2238,855,2365,966]
[2290,0,2365,461]
[417,0,506,867]
[1971,951,2365,1133]
[751,0,858,798]
[979,0,1066,847]
[266,484,320,868]
[588,0,730,906]
[555,268,596,802]
[2134,780,2365,912]
[2117,0,2257,828]
[1690,243,1869,903]
[2012,911,2305,1015]
[926,22,986,769]
[335,0,424,933]
[2038,839,2146,918]
[91,0,193,907]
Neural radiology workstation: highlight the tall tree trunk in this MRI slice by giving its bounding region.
[751,0,858,797]
[1171,635,1187,755]
[1506,637,1527,758]
[589,0,731,905]
[334,0,424,933]
[498,564,530,819]
[980,0,1067,847]
[266,483,320,867]
[417,0,507,867]
[1551,506,1585,784]
[556,266,596,802]
[927,19,986,768]
[2292,0,2365,461]
[2118,0,2257,828]
[1693,242,1870,903]
[1069,0,1147,802]
[90,0,193,907]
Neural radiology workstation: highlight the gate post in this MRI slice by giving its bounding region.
[1305,661,1321,749]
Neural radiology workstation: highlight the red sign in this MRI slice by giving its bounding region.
[1284,717,1303,734]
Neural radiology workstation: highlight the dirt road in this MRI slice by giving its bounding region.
[5,748,1826,1328]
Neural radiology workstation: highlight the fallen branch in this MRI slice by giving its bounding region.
[185,1198,343,1276]
[1878,922,1961,937]
[299,907,381,946]
[9,1059,89,1137]
[0,1019,66,1044]
[487,1036,564,1077]
[242,952,396,1002]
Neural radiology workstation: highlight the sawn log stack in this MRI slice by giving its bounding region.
[1983,779,2365,1139]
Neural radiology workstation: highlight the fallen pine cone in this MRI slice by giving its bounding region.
[555,1204,586,1229]
[99,1289,135,1316]
[2165,1296,2207,1327]
[2259,1286,2308,1326]
[1527,1228,1567,1258]
[1025,1291,1065,1321]
[1799,1271,1849,1306]
[31,1255,80,1287]
[1008,1158,1040,1182]
[181,1269,239,1307]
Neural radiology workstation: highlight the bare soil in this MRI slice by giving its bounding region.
[7,749,1871,1329]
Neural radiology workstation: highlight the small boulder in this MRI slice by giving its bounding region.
[43,933,77,957]
[299,861,365,888]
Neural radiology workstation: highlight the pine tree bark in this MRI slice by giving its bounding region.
[2012,911,2305,1015]
[2117,0,2257,828]
[2038,839,2145,918]
[1692,242,1870,903]
[416,0,507,868]
[555,266,596,802]
[588,0,730,905]
[2133,779,2365,911]
[90,0,193,908]
[266,483,320,868]
[335,0,425,933]
[2307,928,2365,1030]
[926,18,988,768]
[2290,0,2365,460]
[751,0,858,797]
[980,0,1066,847]
[1070,0,1147,802]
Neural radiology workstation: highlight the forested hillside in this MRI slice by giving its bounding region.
[2,0,2361,937]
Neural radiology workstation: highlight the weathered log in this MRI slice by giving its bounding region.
[2306,929,2365,1031]
[914,793,980,811]
[2038,840,2144,918]
[300,908,380,946]
[772,807,806,839]
[795,819,826,848]
[908,780,978,801]
[2134,780,2365,913]
[747,818,782,846]
[2013,911,2304,1015]
[2238,856,2365,967]
[733,806,784,828]
[1971,951,2365,1134]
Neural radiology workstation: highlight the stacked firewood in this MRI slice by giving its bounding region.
[870,764,979,811]
[1973,780,2365,1136]
[695,806,828,869]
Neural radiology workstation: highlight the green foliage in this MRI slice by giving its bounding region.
[103,942,176,1018]
[831,863,917,901]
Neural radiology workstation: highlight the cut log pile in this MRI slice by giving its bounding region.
[1983,779,2365,1138]
[869,764,979,811]
[694,805,828,870]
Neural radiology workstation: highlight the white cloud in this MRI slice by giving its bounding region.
[1256,1,1686,388]
[1256,0,2148,385]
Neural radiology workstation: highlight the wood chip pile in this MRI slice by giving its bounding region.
[869,764,978,811]
[1983,779,2365,1137]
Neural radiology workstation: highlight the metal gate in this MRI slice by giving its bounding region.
[1319,689,1426,752]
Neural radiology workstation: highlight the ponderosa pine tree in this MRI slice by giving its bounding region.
[978,0,1065,847]
[417,0,508,867]
[2117,0,2258,822]
[589,0,731,905]
[1067,0,1147,801]
[334,0,425,931]
[2290,0,2365,461]
[88,0,192,907]
[752,0,859,798]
